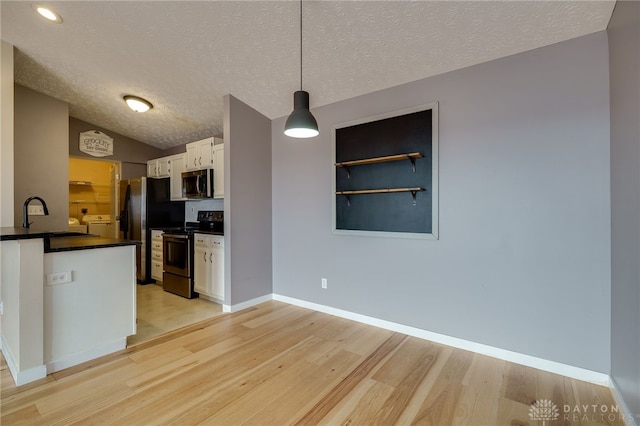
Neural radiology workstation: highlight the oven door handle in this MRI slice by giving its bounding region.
[164,234,189,240]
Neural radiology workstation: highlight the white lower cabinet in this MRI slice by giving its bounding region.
[193,233,224,301]
[151,230,164,281]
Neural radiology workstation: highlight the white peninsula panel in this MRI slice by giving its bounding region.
[43,245,136,373]
[0,238,46,385]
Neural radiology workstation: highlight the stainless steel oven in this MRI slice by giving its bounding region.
[162,233,196,298]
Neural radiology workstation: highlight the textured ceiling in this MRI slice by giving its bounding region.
[1,1,615,149]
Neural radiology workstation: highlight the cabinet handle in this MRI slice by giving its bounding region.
[210,253,212,262]
[199,157,202,166]
[204,252,207,262]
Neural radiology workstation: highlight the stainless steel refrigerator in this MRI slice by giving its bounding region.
[119,177,185,283]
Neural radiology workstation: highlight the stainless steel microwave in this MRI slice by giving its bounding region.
[182,169,213,199]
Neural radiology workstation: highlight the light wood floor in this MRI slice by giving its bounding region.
[1,301,623,425]
[128,282,223,346]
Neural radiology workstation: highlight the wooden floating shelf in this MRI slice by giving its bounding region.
[336,187,425,206]
[336,152,423,177]
[336,187,424,196]
[335,152,422,168]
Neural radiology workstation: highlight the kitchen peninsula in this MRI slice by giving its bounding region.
[0,227,138,386]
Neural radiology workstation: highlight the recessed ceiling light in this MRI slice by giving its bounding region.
[31,4,63,23]
[123,95,153,113]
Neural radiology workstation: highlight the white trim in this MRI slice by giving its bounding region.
[331,101,439,240]
[198,293,223,305]
[332,229,438,240]
[1,335,47,386]
[12,365,47,387]
[273,294,610,386]
[228,294,273,313]
[46,338,126,375]
[609,376,639,426]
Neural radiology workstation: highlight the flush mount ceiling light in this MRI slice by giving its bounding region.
[31,4,62,23]
[123,95,153,113]
[284,0,319,139]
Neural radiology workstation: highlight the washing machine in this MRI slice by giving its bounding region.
[81,215,113,238]
[68,217,87,233]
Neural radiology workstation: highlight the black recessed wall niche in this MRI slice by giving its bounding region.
[332,102,439,239]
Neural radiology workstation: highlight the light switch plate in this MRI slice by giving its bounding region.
[47,272,72,285]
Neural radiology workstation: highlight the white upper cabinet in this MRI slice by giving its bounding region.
[147,156,170,178]
[147,137,221,198]
[186,137,215,171]
[168,153,187,200]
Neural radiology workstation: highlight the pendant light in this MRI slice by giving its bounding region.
[284,0,319,138]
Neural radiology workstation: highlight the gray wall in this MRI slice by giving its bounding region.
[224,95,272,305]
[69,116,162,179]
[14,85,68,230]
[608,0,640,416]
[272,32,612,373]
[160,136,224,158]
[159,144,187,157]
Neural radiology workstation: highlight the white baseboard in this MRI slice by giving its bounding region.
[11,364,47,387]
[1,335,47,386]
[228,294,273,313]
[609,376,639,426]
[46,338,127,375]
[273,294,610,386]
[198,293,223,305]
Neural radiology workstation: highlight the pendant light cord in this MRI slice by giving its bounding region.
[299,0,303,91]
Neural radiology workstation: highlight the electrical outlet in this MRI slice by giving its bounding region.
[321,278,327,289]
[46,271,72,285]
[28,205,45,215]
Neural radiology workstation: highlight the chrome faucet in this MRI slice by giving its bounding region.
[23,196,50,228]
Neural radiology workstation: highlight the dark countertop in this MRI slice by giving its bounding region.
[150,227,184,233]
[0,227,54,240]
[151,227,224,237]
[1,227,140,252]
[191,230,224,236]
[45,236,140,253]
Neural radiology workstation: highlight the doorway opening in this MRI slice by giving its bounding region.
[128,284,223,346]
[68,156,120,237]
